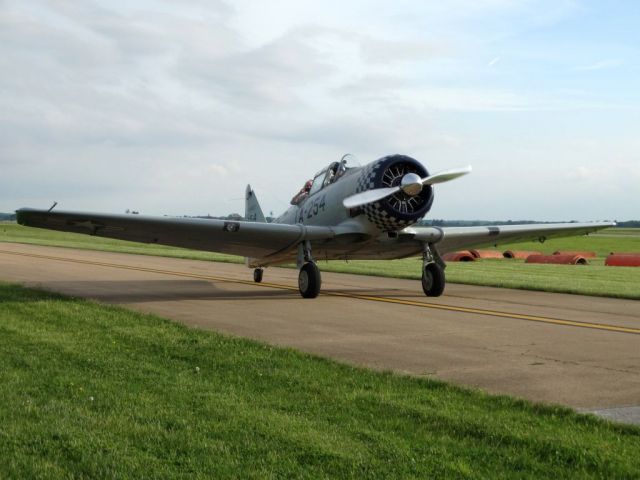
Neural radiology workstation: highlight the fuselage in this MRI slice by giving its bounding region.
[247,154,439,265]
[275,154,435,237]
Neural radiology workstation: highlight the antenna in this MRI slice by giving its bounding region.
[48,201,58,212]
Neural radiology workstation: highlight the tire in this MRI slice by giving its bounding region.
[422,263,445,297]
[253,268,263,283]
[298,262,321,298]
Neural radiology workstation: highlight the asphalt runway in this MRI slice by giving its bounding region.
[1,242,639,424]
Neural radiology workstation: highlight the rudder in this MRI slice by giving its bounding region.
[245,184,266,222]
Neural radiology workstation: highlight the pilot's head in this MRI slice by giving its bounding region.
[304,180,313,192]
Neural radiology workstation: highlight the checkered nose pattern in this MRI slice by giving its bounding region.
[354,158,422,232]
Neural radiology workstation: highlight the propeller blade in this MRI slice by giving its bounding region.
[343,186,400,209]
[421,165,472,185]
[342,165,473,209]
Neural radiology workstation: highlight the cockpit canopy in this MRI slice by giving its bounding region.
[308,154,359,196]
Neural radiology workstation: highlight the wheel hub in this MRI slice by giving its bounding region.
[381,161,429,214]
[298,270,309,292]
[422,268,433,290]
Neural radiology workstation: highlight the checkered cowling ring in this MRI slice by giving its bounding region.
[354,155,434,232]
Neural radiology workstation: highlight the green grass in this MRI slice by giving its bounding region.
[316,258,640,299]
[440,229,640,299]
[474,228,640,258]
[1,282,639,478]
[2,224,640,299]
[595,228,640,236]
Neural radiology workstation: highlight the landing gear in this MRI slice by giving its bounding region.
[298,262,321,298]
[422,243,446,297]
[253,268,264,283]
[297,241,321,298]
[422,263,445,297]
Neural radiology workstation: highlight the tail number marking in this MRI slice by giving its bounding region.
[298,194,327,223]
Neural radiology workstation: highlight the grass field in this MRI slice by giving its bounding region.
[2,224,640,299]
[1,282,639,478]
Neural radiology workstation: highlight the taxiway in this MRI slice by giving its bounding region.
[1,242,639,423]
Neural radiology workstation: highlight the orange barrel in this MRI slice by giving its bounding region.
[469,249,504,259]
[503,250,542,259]
[526,254,588,265]
[605,254,640,267]
[552,250,597,258]
[443,251,476,262]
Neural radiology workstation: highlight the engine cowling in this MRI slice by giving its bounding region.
[354,154,434,231]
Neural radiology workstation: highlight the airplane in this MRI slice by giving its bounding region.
[16,154,614,299]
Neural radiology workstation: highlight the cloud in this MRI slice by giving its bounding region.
[576,59,623,71]
[0,0,637,220]
[174,26,338,110]
[357,36,447,64]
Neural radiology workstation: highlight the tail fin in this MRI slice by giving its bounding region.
[245,184,266,222]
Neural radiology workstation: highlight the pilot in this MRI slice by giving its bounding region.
[324,162,341,186]
[324,168,335,187]
[290,180,313,205]
[335,159,347,179]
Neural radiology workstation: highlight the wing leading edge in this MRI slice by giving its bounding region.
[406,221,615,254]
[15,208,614,262]
[15,208,334,259]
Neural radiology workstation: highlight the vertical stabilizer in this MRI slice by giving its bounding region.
[245,184,266,222]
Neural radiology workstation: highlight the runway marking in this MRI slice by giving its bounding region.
[2,248,640,336]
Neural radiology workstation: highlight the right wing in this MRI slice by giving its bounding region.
[406,221,615,254]
[16,208,334,259]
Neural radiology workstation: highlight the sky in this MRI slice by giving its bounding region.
[1,0,638,220]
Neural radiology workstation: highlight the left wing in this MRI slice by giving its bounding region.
[404,221,615,254]
[15,208,334,259]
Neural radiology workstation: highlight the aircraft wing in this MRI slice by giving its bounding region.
[406,221,615,254]
[15,208,335,259]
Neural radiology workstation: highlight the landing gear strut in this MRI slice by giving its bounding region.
[297,241,321,298]
[422,243,445,297]
[253,268,264,283]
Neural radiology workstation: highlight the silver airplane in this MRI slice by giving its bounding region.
[16,154,614,298]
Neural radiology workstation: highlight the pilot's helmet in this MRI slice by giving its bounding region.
[304,180,313,191]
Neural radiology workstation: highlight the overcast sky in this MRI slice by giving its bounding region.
[1,0,638,220]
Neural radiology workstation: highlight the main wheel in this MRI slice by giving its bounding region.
[253,268,264,283]
[298,262,321,298]
[422,263,445,297]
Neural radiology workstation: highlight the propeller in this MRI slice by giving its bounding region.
[343,165,472,209]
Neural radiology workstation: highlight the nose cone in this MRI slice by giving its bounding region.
[400,172,423,196]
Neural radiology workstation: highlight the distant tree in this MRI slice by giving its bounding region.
[617,220,640,228]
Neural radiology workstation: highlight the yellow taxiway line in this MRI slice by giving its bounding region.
[2,248,639,336]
